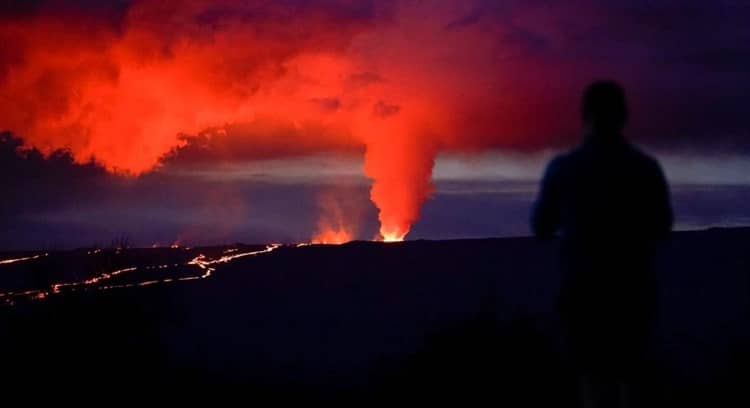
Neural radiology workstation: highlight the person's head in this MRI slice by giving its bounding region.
[581,80,628,135]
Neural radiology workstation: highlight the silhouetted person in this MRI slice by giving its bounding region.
[532,81,672,408]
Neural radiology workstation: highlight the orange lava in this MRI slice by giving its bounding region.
[0,253,48,265]
[380,232,406,243]
[1,244,281,305]
[310,188,361,244]
[311,228,352,245]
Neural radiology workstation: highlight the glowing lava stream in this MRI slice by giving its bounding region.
[0,244,281,305]
[0,253,48,265]
[186,244,281,278]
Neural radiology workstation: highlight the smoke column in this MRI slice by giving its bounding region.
[0,1,581,240]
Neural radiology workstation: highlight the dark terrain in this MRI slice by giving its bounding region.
[0,228,748,405]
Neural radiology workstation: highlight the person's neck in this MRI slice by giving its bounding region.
[584,130,625,147]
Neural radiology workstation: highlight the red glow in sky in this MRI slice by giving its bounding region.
[0,1,582,240]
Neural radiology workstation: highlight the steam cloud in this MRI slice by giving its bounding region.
[4,0,741,240]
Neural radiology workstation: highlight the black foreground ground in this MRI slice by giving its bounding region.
[0,228,748,405]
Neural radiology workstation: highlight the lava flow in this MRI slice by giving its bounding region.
[0,244,280,305]
[0,253,48,265]
[187,244,280,277]
[311,228,353,245]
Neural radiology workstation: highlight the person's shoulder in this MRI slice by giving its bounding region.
[553,145,589,168]
[626,144,664,173]
[545,151,573,173]
[542,149,579,181]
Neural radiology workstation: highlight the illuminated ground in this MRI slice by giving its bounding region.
[0,228,748,405]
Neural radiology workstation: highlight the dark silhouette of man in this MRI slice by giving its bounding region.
[532,80,672,407]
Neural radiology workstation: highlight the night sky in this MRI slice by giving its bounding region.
[1,0,749,249]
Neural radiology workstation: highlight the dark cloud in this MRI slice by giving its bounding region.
[161,119,361,167]
[0,133,112,217]
[0,0,131,19]
[439,0,750,151]
[3,133,750,249]
[0,133,373,250]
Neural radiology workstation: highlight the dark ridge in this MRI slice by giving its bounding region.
[0,228,748,405]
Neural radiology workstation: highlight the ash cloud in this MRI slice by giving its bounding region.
[1,0,749,241]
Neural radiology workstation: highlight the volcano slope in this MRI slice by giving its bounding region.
[0,228,749,405]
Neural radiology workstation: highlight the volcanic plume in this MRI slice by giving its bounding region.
[0,1,584,240]
[310,189,359,245]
